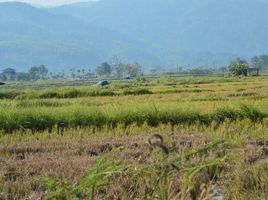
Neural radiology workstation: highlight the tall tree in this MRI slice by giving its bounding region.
[229,57,248,68]
[111,56,126,78]
[96,62,112,77]
[28,65,48,81]
[229,63,248,76]
[250,56,260,69]
[16,72,30,81]
[2,68,16,81]
[259,54,268,70]
[125,63,142,77]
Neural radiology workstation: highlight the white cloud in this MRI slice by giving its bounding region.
[0,0,97,6]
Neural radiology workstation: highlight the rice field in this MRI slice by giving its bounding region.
[1,76,268,199]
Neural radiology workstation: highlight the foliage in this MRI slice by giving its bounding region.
[114,63,142,78]
[96,62,112,77]
[188,67,213,75]
[229,63,249,76]
[28,65,49,81]
[250,54,268,71]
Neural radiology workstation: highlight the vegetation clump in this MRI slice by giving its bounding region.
[123,88,153,95]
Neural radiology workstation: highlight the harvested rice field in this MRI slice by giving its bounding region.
[1,76,268,199]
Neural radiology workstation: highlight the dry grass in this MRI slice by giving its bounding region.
[0,120,268,199]
[1,76,268,199]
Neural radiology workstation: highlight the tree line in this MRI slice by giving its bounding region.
[159,54,268,77]
[0,59,143,82]
[0,65,49,81]
[96,62,142,78]
[228,55,268,76]
[1,54,267,82]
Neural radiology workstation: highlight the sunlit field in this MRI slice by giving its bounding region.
[1,76,268,199]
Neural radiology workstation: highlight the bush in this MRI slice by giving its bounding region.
[0,91,21,99]
[229,64,248,76]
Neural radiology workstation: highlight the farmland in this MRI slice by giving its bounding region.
[1,76,268,199]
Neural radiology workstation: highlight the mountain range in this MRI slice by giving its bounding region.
[1,0,268,71]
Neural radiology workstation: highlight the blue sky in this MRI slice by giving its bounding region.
[0,0,97,6]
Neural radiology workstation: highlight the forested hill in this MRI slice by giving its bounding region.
[1,0,268,70]
[0,2,158,71]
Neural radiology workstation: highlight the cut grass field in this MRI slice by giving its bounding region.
[1,76,268,199]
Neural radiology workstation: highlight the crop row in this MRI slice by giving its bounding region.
[0,105,265,133]
[0,88,154,100]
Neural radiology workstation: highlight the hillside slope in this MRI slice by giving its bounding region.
[53,0,268,54]
[0,2,157,71]
[1,0,268,70]
[52,0,268,64]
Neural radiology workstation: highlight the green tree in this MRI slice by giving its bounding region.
[250,56,261,75]
[96,62,112,77]
[259,54,268,70]
[229,63,249,76]
[250,56,260,69]
[249,54,268,73]
[70,68,76,79]
[125,63,142,77]
[0,74,7,81]
[111,56,126,78]
[40,65,48,79]
[77,69,81,79]
[229,57,248,68]
[16,72,30,81]
[2,68,16,81]
[28,65,48,81]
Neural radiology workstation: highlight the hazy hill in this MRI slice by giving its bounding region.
[0,2,158,71]
[53,0,268,52]
[52,0,268,65]
[1,0,268,70]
